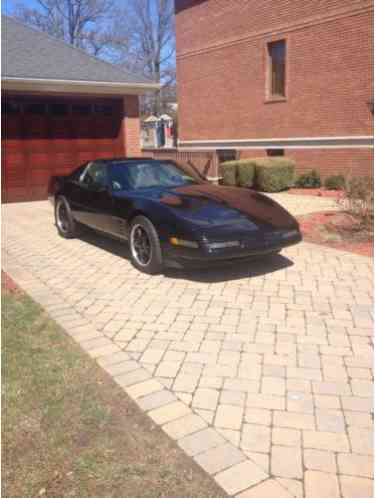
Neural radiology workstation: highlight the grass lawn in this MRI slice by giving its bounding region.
[2,287,227,498]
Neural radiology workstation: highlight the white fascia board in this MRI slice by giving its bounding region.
[178,136,374,149]
[2,77,161,95]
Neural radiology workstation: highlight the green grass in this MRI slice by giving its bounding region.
[2,292,226,498]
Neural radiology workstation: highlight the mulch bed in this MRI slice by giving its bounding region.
[288,187,343,199]
[297,211,373,257]
[2,271,22,295]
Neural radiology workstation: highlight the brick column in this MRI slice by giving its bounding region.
[122,95,141,156]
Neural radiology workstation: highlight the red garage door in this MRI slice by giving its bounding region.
[2,95,125,202]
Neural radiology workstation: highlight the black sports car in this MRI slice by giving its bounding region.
[50,157,302,274]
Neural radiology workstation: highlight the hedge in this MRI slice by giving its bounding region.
[221,157,296,192]
[237,160,256,187]
[220,159,256,187]
[220,161,237,186]
[324,174,345,190]
[254,157,295,192]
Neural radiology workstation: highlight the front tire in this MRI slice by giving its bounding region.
[129,216,163,274]
[55,196,78,239]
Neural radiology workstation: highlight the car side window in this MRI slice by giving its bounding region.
[110,164,131,191]
[80,162,108,190]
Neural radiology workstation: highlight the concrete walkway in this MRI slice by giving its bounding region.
[2,201,373,498]
[266,192,339,216]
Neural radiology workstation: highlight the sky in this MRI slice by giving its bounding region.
[2,0,123,15]
[2,0,39,14]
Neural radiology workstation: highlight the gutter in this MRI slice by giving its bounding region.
[2,76,161,95]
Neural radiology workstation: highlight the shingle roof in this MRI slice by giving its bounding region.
[2,15,153,85]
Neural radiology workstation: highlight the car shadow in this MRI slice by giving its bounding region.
[77,225,130,259]
[164,253,293,283]
[75,225,294,283]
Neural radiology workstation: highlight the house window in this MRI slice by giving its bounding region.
[217,149,237,163]
[268,40,286,98]
[267,149,284,157]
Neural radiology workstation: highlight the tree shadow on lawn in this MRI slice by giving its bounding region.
[76,225,294,283]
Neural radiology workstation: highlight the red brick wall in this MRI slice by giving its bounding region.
[175,0,374,177]
[122,95,141,156]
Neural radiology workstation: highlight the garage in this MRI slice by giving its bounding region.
[2,15,159,203]
[2,95,124,202]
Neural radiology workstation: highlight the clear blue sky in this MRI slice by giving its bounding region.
[2,0,123,15]
[2,0,40,14]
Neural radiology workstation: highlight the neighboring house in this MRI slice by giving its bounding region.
[175,0,374,180]
[141,114,175,148]
[1,15,159,202]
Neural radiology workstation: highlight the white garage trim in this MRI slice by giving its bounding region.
[3,77,161,96]
[178,136,374,150]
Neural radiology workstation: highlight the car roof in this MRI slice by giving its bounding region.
[100,157,156,164]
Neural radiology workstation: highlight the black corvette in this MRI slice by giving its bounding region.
[50,157,302,274]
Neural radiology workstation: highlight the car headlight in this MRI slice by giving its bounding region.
[170,237,199,248]
[207,241,240,250]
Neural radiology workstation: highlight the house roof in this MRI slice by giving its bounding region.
[2,15,160,95]
[144,115,160,122]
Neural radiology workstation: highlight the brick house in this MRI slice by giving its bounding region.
[2,15,159,202]
[175,0,374,181]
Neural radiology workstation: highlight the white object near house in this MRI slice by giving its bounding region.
[141,114,174,149]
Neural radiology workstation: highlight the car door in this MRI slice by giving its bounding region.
[106,161,135,239]
[70,161,114,234]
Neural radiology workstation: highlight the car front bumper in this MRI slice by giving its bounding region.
[162,230,302,269]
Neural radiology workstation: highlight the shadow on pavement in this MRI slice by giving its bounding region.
[76,225,294,283]
[165,253,293,283]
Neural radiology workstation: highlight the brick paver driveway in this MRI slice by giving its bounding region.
[3,201,373,498]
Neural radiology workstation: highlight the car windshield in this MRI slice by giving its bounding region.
[110,160,202,191]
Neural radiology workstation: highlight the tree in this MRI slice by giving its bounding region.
[12,0,177,115]
[13,0,114,55]
[110,0,176,115]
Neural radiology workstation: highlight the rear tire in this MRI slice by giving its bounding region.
[55,196,78,239]
[129,215,163,274]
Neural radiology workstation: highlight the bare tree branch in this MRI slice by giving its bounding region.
[12,0,177,115]
[110,0,176,115]
[13,0,114,53]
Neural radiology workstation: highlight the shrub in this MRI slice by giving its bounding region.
[254,157,295,192]
[340,176,374,227]
[220,161,237,186]
[324,175,346,190]
[236,160,256,187]
[295,169,321,188]
[220,159,256,187]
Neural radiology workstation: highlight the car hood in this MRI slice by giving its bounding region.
[159,184,298,233]
[114,183,298,234]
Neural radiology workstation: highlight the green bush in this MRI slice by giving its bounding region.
[253,157,295,192]
[324,174,346,190]
[236,160,256,187]
[295,169,321,188]
[220,159,256,187]
[220,161,237,186]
